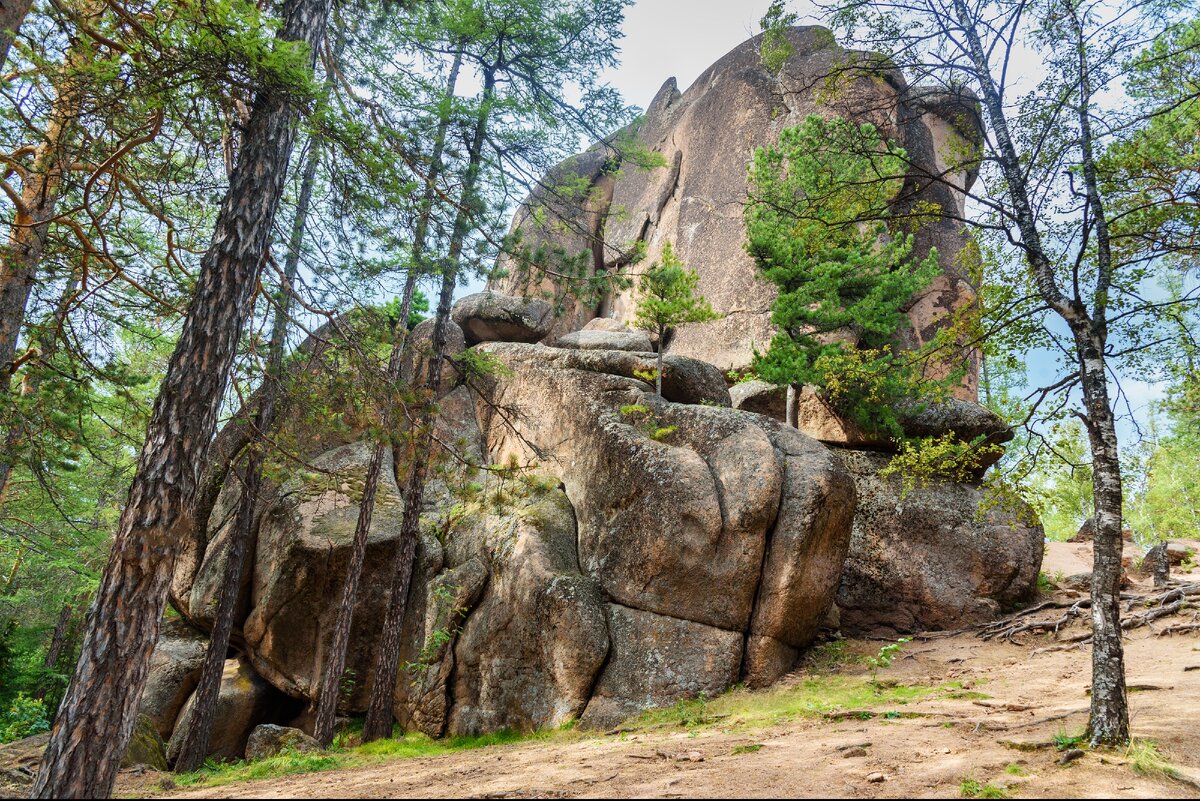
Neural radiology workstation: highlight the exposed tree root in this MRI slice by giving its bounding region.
[978,583,1200,645]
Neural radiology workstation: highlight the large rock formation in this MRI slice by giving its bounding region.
[160,333,855,755]
[146,27,1042,765]
[489,26,983,397]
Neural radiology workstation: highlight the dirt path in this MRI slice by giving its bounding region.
[133,545,1200,799]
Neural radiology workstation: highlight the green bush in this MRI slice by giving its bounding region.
[0,693,50,743]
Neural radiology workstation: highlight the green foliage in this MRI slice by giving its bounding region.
[880,434,1004,496]
[759,0,800,73]
[176,728,561,788]
[732,743,764,755]
[632,242,722,348]
[865,637,909,685]
[620,403,677,442]
[0,693,51,743]
[1125,739,1182,782]
[1053,730,1087,751]
[626,674,960,732]
[959,778,1009,799]
[744,115,949,441]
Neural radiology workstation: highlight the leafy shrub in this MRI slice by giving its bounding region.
[0,693,50,743]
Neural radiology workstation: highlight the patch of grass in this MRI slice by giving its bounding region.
[1053,729,1087,751]
[625,674,959,732]
[1004,763,1026,776]
[1125,739,1181,782]
[802,639,863,673]
[174,729,560,789]
[731,743,764,755]
[959,778,1010,798]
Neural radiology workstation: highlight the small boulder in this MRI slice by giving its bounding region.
[583,317,630,333]
[402,318,467,397]
[730,380,786,419]
[1069,519,1095,543]
[121,714,168,771]
[542,346,731,406]
[451,291,553,344]
[1167,542,1197,567]
[555,329,654,353]
[139,618,209,739]
[836,450,1044,633]
[166,658,292,764]
[244,725,321,762]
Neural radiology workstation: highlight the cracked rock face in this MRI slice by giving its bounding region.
[490,26,983,396]
[835,450,1044,633]
[161,339,854,750]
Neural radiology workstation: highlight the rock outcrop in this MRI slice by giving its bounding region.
[160,335,855,753]
[490,26,983,396]
[147,25,1044,764]
[834,451,1043,633]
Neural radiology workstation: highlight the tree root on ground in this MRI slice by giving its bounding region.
[977,582,1200,645]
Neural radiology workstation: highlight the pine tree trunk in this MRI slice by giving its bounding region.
[785,385,798,428]
[0,0,33,69]
[656,326,664,397]
[0,1,98,377]
[40,603,73,668]
[360,70,494,744]
[170,137,321,774]
[30,0,329,795]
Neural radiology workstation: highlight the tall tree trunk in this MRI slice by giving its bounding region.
[31,0,330,795]
[360,69,495,744]
[1076,329,1129,745]
[170,137,321,774]
[389,48,463,364]
[0,0,33,70]
[0,1,98,377]
[952,0,1129,744]
[312,47,464,747]
[35,601,74,701]
[655,325,664,397]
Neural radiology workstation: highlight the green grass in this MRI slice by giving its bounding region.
[1125,739,1182,782]
[1053,729,1087,751]
[173,728,561,789]
[801,639,863,673]
[626,674,966,731]
[1004,763,1026,776]
[959,778,1010,798]
[731,743,764,755]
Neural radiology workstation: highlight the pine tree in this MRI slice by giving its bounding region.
[632,242,721,397]
[31,0,332,793]
[744,114,942,438]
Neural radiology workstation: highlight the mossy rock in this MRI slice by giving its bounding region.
[121,714,168,771]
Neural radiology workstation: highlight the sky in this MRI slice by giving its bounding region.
[599,0,816,110]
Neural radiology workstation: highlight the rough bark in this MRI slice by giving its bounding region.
[0,0,33,70]
[39,603,73,670]
[30,0,330,794]
[171,137,321,773]
[360,69,495,744]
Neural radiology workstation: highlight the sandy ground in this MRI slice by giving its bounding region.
[125,542,1200,800]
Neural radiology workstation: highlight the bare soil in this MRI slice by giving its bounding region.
[127,543,1200,799]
